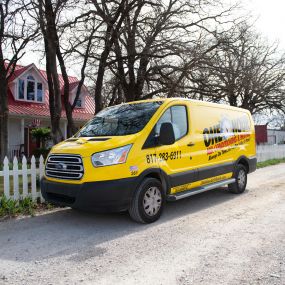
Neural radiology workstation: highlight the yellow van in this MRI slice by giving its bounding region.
[41,98,256,223]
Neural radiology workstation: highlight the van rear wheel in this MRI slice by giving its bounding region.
[129,178,165,224]
[228,164,247,194]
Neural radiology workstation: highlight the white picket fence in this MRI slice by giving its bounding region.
[256,145,285,162]
[0,145,285,202]
[0,155,44,202]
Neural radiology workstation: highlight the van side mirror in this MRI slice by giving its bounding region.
[159,122,175,145]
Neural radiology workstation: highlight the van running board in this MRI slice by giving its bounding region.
[167,178,236,201]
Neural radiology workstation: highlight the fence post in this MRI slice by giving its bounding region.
[3,157,10,199]
[22,156,28,198]
[31,156,37,201]
[13,157,19,201]
[39,155,44,202]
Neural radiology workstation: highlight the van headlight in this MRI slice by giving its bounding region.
[91,144,132,167]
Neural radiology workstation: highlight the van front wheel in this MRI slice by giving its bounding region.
[228,164,247,194]
[129,178,165,224]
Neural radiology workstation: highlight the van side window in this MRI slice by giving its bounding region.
[155,105,188,140]
[155,109,171,135]
[171,106,188,139]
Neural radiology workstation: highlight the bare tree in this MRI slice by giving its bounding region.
[88,0,137,113]
[102,0,235,104]
[192,23,285,114]
[32,0,97,138]
[0,0,38,160]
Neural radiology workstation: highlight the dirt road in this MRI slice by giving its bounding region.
[0,164,284,285]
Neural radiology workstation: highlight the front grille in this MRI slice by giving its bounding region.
[45,154,84,180]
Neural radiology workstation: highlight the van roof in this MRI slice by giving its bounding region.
[127,97,251,113]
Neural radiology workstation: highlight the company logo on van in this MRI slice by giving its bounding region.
[56,163,67,170]
[202,115,251,160]
[203,115,250,148]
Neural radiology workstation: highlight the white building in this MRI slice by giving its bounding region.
[6,63,95,158]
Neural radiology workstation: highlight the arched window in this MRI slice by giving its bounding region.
[17,74,44,103]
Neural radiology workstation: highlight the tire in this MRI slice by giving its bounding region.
[228,164,247,194]
[129,178,165,224]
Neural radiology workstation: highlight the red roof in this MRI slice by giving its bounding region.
[7,63,95,121]
[8,64,33,82]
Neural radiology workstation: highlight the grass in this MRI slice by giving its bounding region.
[257,158,285,169]
[0,172,48,219]
[0,196,54,219]
[0,196,37,218]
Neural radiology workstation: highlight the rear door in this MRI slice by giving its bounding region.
[189,104,240,184]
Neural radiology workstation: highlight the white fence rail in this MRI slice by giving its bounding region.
[0,145,285,202]
[0,155,44,202]
[256,145,285,162]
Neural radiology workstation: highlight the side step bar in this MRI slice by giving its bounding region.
[167,178,236,201]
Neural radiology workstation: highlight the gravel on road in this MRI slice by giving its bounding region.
[0,164,284,285]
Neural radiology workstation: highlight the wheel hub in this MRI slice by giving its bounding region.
[238,170,246,188]
[143,186,162,216]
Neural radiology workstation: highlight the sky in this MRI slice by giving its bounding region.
[20,0,285,75]
[245,0,285,49]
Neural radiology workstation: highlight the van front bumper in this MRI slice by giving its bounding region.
[41,177,136,212]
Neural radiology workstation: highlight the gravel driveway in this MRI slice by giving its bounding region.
[0,164,284,285]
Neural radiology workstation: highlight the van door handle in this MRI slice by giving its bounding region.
[187,142,195,147]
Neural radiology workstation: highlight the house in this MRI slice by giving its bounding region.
[255,125,285,145]
[6,63,95,158]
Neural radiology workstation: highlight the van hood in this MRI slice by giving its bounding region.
[50,135,137,158]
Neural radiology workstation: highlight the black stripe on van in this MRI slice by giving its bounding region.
[198,162,234,181]
[169,162,234,187]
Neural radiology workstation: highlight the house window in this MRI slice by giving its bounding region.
[37,83,43,101]
[27,77,35,101]
[75,97,82,108]
[17,74,44,103]
[18,79,25,99]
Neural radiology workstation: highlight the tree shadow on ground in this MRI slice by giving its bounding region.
[0,187,249,262]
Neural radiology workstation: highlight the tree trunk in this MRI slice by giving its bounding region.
[40,0,63,143]
[93,2,127,114]
[44,36,63,143]
[0,79,8,161]
[56,46,76,137]
[94,50,109,114]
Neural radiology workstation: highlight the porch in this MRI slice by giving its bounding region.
[8,116,84,160]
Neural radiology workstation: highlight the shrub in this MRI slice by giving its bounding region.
[0,196,36,218]
[31,127,51,148]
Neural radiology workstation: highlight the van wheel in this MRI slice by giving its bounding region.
[228,164,247,194]
[129,178,165,224]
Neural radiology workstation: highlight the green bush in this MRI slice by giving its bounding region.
[31,127,51,140]
[31,127,51,149]
[0,196,36,218]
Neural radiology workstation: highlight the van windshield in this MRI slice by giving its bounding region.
[76,101,163,137]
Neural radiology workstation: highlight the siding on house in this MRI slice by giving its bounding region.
[268,129,285,144]
[9,118,22,149]
[255,125,285,145]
